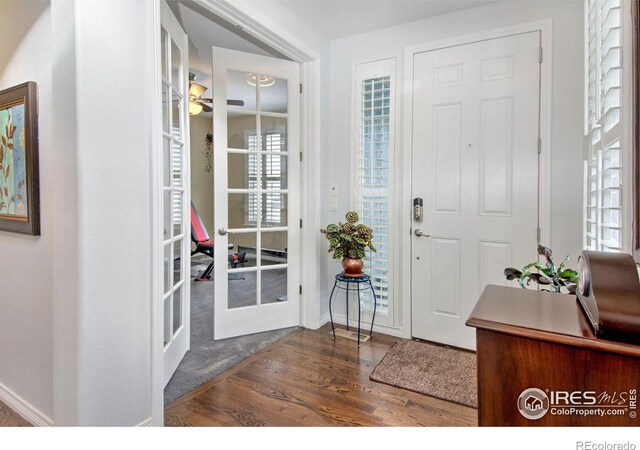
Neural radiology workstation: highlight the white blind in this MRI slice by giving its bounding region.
[247,129,286,225]
[171,128,183,226]
[357,75,391,316]
[584,0,623,252]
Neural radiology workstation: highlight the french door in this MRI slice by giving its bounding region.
[160,1,190,385]
[212,47,300,340]
[410,32,541,349]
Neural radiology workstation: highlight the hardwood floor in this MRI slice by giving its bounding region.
[165,324,477,426]
[0,400,31,427]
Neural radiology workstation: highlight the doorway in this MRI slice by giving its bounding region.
[410,31,543,350]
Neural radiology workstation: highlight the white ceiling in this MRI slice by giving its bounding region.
[278,0,498,40]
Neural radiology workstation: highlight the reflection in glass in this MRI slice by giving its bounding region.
[261,116,287,152]
[173,285,182,334]
[163,244,171,294]
[227,70,257,110]
[171,39,181,89]
[162,83,169,133]
[259,76,288,114]
[227,113,257,149]
[172,91,181,133]
[172,140,182,187]
[161,28,168,79]
[164,191,171,240]
[261,193,287,227]
[164,296,171,346]
[261,268,287,305]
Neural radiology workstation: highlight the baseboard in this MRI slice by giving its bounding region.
[319,312,330,327]
[0,380,53,426]
[136,417,153,427]
[330,313,405,338]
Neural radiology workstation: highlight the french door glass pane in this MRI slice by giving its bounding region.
[260,76,288,114]
[163,191,171,239]
[228,271,257,309]
[260,231,288,264]
[229,231,257,269]
[163,137,171,187]
[260,116,287,152]
[261,154,287,189]
[227,113,257,150]
[161,28,168,80]
[171,92,181,133]
[170,39,181,89]
[163,243,171,294]
[173,285,182,334]
[227,70,257,111]
[261,267,287,304]
[261,193,287,227]
[228,192,257,229]
[228,152,257,190]
[162,83,169,133]
[173,239,182,284]
[164,295,171,346]
[172,141,183,187]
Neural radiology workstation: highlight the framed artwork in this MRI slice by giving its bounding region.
[0,82,40,235]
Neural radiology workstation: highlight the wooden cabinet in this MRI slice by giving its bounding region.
[467,285,640,426]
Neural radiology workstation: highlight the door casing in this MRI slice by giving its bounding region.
[401,20,553,340]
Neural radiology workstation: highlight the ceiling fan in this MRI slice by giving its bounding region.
[189,72,244,115]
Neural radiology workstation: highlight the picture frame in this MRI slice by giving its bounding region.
[0,81,40,236]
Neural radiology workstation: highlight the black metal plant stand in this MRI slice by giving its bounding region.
[328,273,377,347]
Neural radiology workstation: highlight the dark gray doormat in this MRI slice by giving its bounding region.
[370,339,478,408]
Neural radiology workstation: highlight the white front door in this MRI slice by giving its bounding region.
[160,1,191,386]
[411,32,541,349]
[212,47,300,340]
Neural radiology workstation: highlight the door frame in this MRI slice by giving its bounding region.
[150,0,323,426]
[401,20,553,339]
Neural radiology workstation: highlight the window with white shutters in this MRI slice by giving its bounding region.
[246,128,286,225]
[585,0,625,252]
[354,59,396,322]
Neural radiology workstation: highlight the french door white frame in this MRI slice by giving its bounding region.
[150,0,323,426]
[401,20,553,339]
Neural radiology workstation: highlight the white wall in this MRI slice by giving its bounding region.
[51,0,155,426]
[325,1,585,325]
[0,0,53,424]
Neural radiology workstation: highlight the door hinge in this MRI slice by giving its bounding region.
[300,152,303,162]
[299,285,302,295]
[299,83,303,94]
[537,137,542,154]
[300,218,303,228]
[537,226,541,243]
[539,46,543,63]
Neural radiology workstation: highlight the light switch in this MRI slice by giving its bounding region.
[329,187,338,212]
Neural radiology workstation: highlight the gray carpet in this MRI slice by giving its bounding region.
[164,255,296,405]
[369,339,478,408]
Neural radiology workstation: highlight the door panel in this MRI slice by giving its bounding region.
[213,47,300,340]
[411,32,541,349]
[161,0,190,386]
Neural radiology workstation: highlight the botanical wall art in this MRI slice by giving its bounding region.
[0,82,40,235]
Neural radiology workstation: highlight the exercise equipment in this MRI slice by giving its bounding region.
[190,202,247,281]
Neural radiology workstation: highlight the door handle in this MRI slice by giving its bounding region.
[218,227,227,236]
[414,229,430,238]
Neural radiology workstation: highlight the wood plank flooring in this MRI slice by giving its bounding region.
[165,324,477,426]
[0,399,31,427]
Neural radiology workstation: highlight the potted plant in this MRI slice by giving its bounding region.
[504,245,578,294]
[320,211,377,278]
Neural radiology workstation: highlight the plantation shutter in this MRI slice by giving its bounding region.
[585,0,624,252]
[172,128,183,226]
[354,59,396,323]
[246,129,285,225]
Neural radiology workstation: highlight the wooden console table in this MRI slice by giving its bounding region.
[466,285,640,426]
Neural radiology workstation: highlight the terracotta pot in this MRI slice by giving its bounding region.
[342,257,364,278]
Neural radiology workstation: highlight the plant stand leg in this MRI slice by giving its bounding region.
[329,280,337,340]
[357,283,361,348]
[369,279,376,337]
[345,282,349,331]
